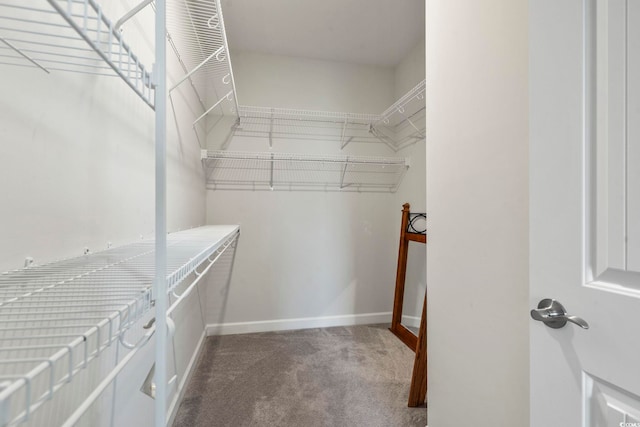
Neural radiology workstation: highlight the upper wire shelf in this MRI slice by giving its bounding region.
[233,106,384,150]
[372,80,426,150]
[238,106,380,125]
[0,0,156,108]
[232,80,426,151]
[166,0,238,126]
[377,80,426,128]
[201,150,409,192]
[0,225,239,427]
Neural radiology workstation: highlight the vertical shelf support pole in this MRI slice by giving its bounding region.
[268,108,274,149]
[154,0,168,425]
[269,153,274,190]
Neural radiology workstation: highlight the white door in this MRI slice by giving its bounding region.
[530,0,640,426]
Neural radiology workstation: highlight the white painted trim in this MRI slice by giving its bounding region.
[206,312,392,336]
[401,315,421,328]
[166,330,207,427]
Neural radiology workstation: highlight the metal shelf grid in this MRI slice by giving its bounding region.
[0,225,239,427]
[0,0,156,108]
[378,79,426,126]
[238,106,381,125]
[372,80,426,150]
[231,81,426,151]
[167,0,238,123]
[234,106,384,148]
[202,150,409,192]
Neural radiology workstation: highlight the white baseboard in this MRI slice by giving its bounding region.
[166,330,206,427]
[206,312,393,336]
[401,315,421,328]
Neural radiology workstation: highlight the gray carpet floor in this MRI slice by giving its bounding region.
[173,324,427,427]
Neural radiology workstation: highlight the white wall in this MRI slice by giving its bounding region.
[231,51,396,112]
[393,39,427,322]
[0,2,209,425]
[205,51,406,332]
[394,137,426,323]
[0,4,205,273]
[205,47,426,333]
[426,1,529,425]
[394,38,426,99]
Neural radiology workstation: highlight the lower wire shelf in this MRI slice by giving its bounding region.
[202,150,410,192]
[0,225,239,427]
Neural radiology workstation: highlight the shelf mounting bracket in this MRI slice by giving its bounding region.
[397,108,426,139]
[170,46,224,93]
[369,125,398,152]
[0,36,50,74]
[340,158,349,189]
[115,0,154,31]
[193,90,233,127]
[340,120,348,149]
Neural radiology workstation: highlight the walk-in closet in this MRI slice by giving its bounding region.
[0,0,426,425]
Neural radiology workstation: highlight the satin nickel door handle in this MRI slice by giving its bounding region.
[530,299,589,329]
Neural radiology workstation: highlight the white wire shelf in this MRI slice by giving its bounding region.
[377,80,426,128]
[201,150,409,192]
[231,80,426,151]
[238,106,380,125]
[371,80,426,150]
[0,0,156,108]
[234,106,384,149]
[0,225,239,427]
[166,0,238,125]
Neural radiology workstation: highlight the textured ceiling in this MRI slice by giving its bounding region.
[220,0,425,67]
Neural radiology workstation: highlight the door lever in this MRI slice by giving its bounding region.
[530,299,589,329]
